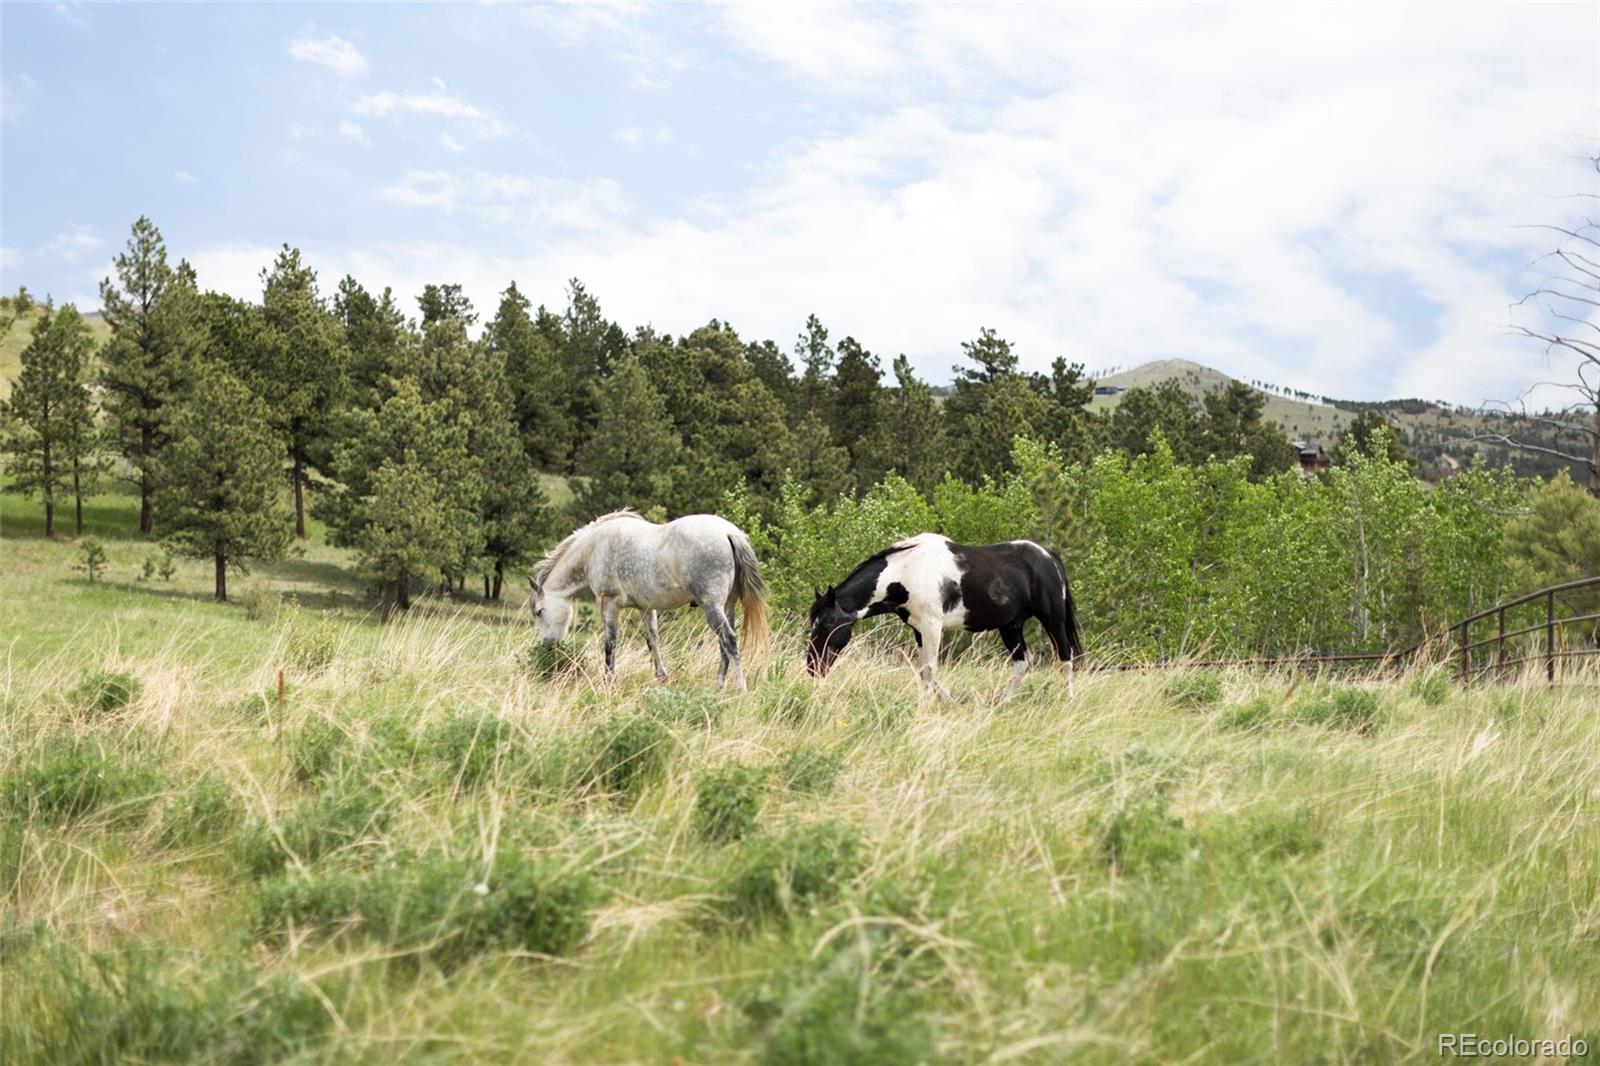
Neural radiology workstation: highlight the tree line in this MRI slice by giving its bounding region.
[4,216,1420,615]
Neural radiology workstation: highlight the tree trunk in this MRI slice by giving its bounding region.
[42,439,54,538]
[398,573,411,610]
[484,574,491,599]
[73,466,83,535]
[140,424,154,535]
[214,551,228,602]
[45,497,55,539]
[293,453,307,539]
[380,580,396,623]
[1590,402,1600,499]
[492,559,505,601]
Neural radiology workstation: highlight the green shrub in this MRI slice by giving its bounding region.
[237,783,388,878]
[1409,670,1451,706]
[1,738,164,826]
[694,763,765,843]
[74,537,107,583]
[159,775,240,848]
[240,580,283,622]
[583,715,673,800]
[775,746,844,795]
[643,688,721,730]
[1295,686,1384,733]
[741,939,935,1066]
[254,847,598,968]
[69,669,142,714]
[283,612,342,673]
[286,718,348,782]
[722,821,863,922]
[1094,800,1191,872]
[1164,670,1223,707]
[424,713,516,789]
[0,943,331,1065]
[522,641,582,681]
[1219,696,1274,731]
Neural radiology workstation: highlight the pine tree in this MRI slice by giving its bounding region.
[324,376,480,619]
[559,280,625,452]
[1,304,101,536]
[795,313,834,420]
[1201,380,1296,479]
[154,364,292,601]
[487,282,574,470]
[256,246,349,538]
[99,217,207,535]
[335,277,409,409]
[468,336,552,599]
[572,356,683,518]
[829,336,884,485]
[860,355,948,494]
[417,283,476,327]
[1332,409,1418,475]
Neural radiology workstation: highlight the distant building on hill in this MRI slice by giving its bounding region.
[1093,385,1127,396]
[1292,440,1330,475]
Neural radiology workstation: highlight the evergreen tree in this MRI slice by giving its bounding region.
[795,313,834,420]
[572,355,683,518]
[1039,357,1099,465]
[830,336,884,482]
[945,328,1046,481]
[1332,409,1418,475]
[336,277,409,409]
[559,280,626,451]
[417,282,477,327]
[98,217,207,535]
[745,338,800,418]
[154,365,292,601]
[1,305,101,536]
[1201,380,1297,479]
[324,376,480,619]
[487,282,573,470]
[1104,379,1206,464]
[863,354,948,494]
[252,246,350,538]
[468,335,552,599]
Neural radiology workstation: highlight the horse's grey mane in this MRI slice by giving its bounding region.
[532,509,644,587]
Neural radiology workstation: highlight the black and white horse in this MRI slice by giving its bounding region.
[806,533,1081,700]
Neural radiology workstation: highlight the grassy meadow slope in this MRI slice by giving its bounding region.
[2,490,1598,1063]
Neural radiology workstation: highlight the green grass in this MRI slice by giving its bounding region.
[2,491,1598,1062]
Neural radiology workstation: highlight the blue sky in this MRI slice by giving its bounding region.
[2,1,1596,405]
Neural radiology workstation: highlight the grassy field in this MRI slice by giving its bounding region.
[2,492,1599,1063]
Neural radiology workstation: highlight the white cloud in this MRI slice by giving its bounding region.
[613,122,674,148]
[508,1,688,90]
[287,33,368,78]
[289,123,318,140]
[440,132,465,153]
[0,247,23,271]
[44,227,102,264]
[1,75,38,124]
[174,169,197,185]
[352,88,511,138]
[338,120,371,145]
[378,169,627,233]
[50,1,88,29]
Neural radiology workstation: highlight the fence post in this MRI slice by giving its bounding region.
[1460,619,1470,683]
[1546,589,1556,684]
[1496,607,1506,680]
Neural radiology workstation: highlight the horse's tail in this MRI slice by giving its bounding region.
[729,534,770,660]
[1049,548,1084,661]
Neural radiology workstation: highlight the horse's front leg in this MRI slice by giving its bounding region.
[913,619,955,702]
[643,610,667,682]
[600,596,621,683]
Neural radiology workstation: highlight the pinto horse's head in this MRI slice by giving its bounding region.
[806,587,854,677]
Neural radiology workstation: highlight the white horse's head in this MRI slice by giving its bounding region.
[526,577,575,643]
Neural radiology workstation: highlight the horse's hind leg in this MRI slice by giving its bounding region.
[999,624,1028,703]
[643,610,667,682]
[702,604,742,694]
[914,619,955,702]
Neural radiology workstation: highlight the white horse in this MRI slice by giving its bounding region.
[527,510,769,692]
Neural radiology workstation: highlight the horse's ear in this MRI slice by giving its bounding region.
[812,587,822,602]
[527,575,537,591]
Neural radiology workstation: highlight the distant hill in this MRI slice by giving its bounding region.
[1088,357,1586,483]
[0,306,112,399]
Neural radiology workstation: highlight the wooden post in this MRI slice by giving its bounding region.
[1496,606,1506,680]
[1546,589,1556,684]
[277,669,285,704]
[1459,620,1470,683]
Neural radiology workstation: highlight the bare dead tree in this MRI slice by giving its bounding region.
[1463,152,1600,496]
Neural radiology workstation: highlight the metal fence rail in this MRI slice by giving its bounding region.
[1095,575,1600,685]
